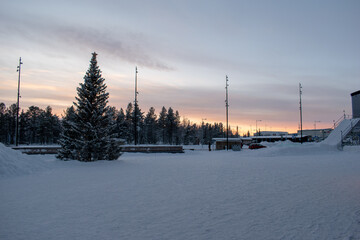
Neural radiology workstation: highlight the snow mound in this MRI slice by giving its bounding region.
[0,144,49,178]
[247,141,340,157]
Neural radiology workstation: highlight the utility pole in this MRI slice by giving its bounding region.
[299,83,303,144]
[225,75,229,150]
[134,67,138,145]
[15,57,23,146]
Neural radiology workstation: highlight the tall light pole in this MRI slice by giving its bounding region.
[225,75,229,151]
[314,120,321,139]
[15,57,23,146]
[299,83,303,144]
[134,66,138,145]
[256,120,262,136]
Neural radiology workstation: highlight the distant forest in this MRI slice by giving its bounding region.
[0,102,239,146]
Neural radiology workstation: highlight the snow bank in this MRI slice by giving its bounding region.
[0,144,49,178]
[245,140,340,157]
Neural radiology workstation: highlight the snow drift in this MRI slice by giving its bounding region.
[0,144,49,178]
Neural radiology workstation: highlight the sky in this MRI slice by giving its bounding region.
[0,0,359,135]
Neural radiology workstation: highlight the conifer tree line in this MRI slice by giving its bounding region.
[0,103,61,145]
[108,103,233,145]
[0,101,234,146]
[0,52,234,149]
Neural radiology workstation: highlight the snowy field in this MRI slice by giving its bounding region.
[1,142,360,240]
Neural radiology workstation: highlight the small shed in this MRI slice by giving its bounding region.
[213,138,242,150]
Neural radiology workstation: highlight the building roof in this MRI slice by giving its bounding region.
[351,90,360,97]
[213,138,242,142]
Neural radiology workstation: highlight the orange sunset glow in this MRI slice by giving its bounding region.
[0,0,358,138]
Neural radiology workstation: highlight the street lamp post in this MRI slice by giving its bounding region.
[314,120,321,139]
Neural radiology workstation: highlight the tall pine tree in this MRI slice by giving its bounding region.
[144,107,158,144]
[158,106,167,144]
[57,52,121,161]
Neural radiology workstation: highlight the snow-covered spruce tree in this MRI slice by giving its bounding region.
[57,52,121,161]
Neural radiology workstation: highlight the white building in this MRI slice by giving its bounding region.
[297,129,332,141]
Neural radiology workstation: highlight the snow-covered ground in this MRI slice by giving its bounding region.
[1,142,360,240]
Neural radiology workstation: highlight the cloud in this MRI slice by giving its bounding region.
[0,14,173,71]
